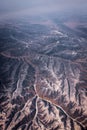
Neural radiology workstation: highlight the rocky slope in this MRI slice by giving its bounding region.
[0,17,87,130]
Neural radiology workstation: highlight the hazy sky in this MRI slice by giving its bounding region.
[0,0,87,19]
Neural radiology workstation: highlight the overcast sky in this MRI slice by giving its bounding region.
[0,0,87,19]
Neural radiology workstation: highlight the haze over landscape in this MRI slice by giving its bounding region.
[0,0,87,130]
[0,0,87,19]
